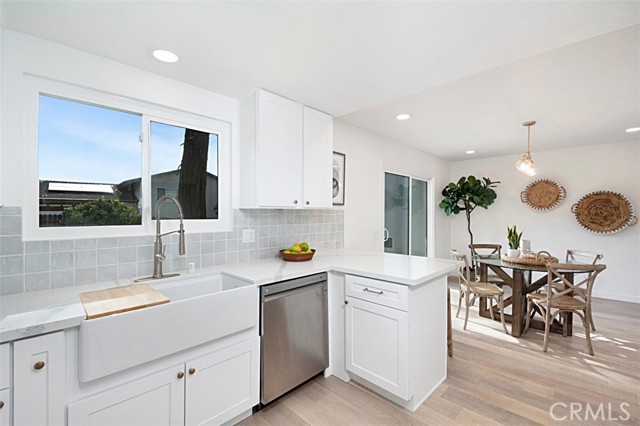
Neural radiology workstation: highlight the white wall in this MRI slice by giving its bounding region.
[450,141,640,303]
[1,30,238,206]
[333,120,451,258]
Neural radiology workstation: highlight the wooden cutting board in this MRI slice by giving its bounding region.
[79,284,170,319]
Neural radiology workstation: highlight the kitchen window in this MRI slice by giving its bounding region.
[22,76,231,240]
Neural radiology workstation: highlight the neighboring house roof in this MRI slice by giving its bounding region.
[40,170,218,206]
[39,180,117,203]
[118,169,218,187]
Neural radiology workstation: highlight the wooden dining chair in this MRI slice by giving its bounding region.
[566,249,603,332]
[468,243,505,285]
[451,249,508,334]
[524,263,606,355]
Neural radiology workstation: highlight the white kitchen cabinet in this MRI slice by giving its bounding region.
[239,89,333,208]
[344,274,447,412]
[345,296,410,399]
[13,331,65,426]
[68,364,185,426]
[185,336,259,426]
[0,343,9,426]
[0,388,10,426]
[301,106,333,208]
[68,336,259,426]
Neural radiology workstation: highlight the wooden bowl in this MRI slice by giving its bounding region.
[279,249,316,262]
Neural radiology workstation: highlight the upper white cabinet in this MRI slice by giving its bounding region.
[302,106,333,208]
[239,89,333,208]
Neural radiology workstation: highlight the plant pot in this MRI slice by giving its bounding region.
[507,249,521,258]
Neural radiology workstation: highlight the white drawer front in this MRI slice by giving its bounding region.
[346,275,409,311]
[0,344,9,390]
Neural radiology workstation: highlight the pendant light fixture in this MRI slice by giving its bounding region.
[516,120,538,176]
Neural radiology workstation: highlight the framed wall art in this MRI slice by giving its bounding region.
[332,151,346,205]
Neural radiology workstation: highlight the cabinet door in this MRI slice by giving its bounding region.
[185,337,259,426]
[68,365,185,426]
[0,388,10,426]
[257,90,303,207]
[13,331,65,426]
[302,106,333,208]
[345,297,410,400]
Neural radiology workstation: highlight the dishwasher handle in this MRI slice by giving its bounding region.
[263,281,327,303]
[261,272,328,298]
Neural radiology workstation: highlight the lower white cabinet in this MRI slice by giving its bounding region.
[68,364,185,425]
[0,388,10,426]
[345,296,410,400]
[344,274,447,412]
[13,331,65,426]
[68,336,260,426]
[185,337,259,426]
[0,343,10,426]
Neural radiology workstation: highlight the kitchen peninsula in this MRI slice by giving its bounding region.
[0,250,457,424]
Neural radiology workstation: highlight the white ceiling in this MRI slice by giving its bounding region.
[2,1,639,161]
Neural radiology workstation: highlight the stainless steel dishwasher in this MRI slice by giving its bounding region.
[260,272,329,405]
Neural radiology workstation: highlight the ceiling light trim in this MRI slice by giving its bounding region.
[151,48,179,63]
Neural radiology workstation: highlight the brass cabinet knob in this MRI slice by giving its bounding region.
[293,200,298,205]
[34,361,45,370]
[177,371,185,379]
[0,401,4,409]
[189,367,196,375]
[305,201,310,205]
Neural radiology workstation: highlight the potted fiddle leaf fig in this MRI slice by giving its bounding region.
[506,225,523,258]
[439,176,500,267]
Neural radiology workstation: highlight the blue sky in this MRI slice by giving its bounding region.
[38,95,218,184]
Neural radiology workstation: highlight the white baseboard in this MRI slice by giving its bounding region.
[592,291,640,304]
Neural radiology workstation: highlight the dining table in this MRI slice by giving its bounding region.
[476,258,592,337]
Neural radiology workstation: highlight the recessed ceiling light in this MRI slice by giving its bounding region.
[465,150,476,154]
[625,127,640,133]
[152,49,179,63]
[396,114,411,121]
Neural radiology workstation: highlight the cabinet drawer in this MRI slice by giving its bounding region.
[346,275,409,311]
[0,344,9,390]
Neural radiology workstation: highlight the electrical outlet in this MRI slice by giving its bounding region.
[242,229,256,243]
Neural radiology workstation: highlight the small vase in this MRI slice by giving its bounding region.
[507,248,521,258]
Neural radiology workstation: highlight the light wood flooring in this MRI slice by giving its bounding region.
[240,283,640,426]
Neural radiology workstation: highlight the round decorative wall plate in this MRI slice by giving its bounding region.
[520,179,566,211]
[571,191,637,234]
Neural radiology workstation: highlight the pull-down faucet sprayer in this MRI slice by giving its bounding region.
[135,195,186,282]
[153,195,186,279]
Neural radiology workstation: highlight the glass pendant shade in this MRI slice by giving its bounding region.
[516,121,537,176]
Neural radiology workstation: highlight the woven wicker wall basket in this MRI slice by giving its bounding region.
[571,191,638,234]
[520,179,566,211]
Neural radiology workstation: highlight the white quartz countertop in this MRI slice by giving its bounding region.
[222,250,458,286]
[0,250,457,343]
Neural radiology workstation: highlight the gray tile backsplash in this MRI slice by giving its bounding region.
[0,207,344,295]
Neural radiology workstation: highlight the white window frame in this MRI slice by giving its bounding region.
[23,75,232,241]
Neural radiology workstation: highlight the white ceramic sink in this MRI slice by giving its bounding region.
[78,273,257,382]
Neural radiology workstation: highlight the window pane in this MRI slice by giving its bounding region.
[38,95,142,227]
[384,172,410,255]
[150,121,219,220]
[410,179,428,257]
